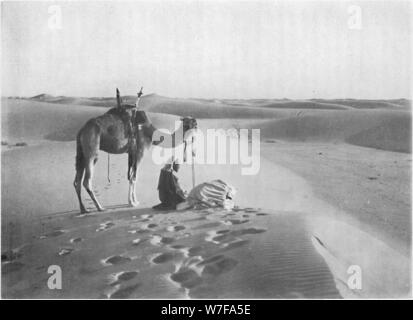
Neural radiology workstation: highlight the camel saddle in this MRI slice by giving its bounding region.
[106,105,148,151]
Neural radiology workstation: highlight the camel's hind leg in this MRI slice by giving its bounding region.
[74,168,88,213]
[83,158,105,212]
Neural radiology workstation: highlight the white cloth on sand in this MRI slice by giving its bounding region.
[177,179,236,211]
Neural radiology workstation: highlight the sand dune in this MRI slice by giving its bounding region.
[26,93,411,115]
[137,94,296,119]
[256,110,411,153]
[310,98,411,109]
[1,98,180,143]
[5,97,411,153]
[346,115,411,153]
[1,96,411,298]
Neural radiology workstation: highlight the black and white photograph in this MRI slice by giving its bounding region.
[1,0,411,301]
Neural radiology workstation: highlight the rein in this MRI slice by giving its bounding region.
[107,152,110,183]
[107,87,143,184]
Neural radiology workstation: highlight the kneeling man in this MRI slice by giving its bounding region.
[153,160,187,210]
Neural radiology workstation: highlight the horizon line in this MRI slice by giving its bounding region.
[2,94,412,102]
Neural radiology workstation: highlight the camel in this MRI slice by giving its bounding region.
[73,89,197,214]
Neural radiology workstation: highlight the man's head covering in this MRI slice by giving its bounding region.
[163,156,182,171]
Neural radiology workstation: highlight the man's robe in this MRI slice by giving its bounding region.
[154,168,186,210]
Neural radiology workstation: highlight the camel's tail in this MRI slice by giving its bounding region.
[75,132,84,172]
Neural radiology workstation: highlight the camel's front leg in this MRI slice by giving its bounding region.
[128,167,139,207]
[128,155,140,207]
[128,127,144,207]
[128,178,139,207]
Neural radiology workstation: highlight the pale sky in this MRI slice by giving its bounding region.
[1,0,412,99]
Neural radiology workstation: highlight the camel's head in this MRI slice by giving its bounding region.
[133,110,150,126]
[180,116,197,133]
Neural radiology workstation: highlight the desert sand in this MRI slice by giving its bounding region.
[1,95,411,298]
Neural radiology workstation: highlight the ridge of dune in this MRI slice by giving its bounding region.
[138,95,296,119]
[30,93,54,100]
[311,98,411,109]
[346,116,411,153]
[2,98,411,154]
[0,98,181,143]
[256,110,411,153]
[257,100,351,110]
[24,94,412,118]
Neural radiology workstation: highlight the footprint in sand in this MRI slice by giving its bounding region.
[1,249,22,262]
[132,238,145,246]
[224,219,249,225]
[256,213,269,216]
[170,268,203,289]
[58,248,74,256]
[211,233,232,243]
[137,223,157,231]
[170,244,186,250]
[150,235,176,246]
[70,237,83,243]
[109,270,139,286]
[208,227,267,244]
[137,229,151,234]
[197,255,238,276]
[220,239,250,250]
[231,227,267,236]
[151,252,179,264]
[159,236,175,245]
[128,227,151,234]
[40,229,66,239]
[167,225,186,232]
[188,246,203,256]
[102,255,133,266]
[96,221,115,232]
